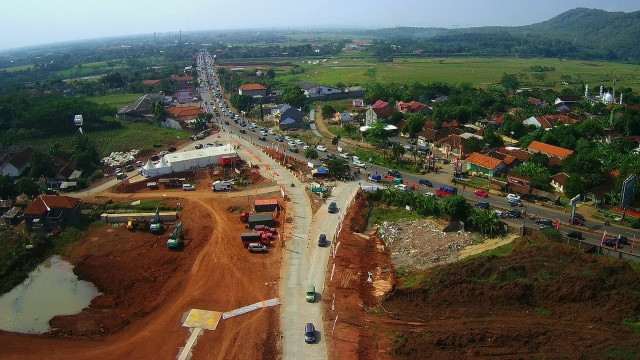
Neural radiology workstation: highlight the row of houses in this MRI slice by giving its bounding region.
[0,146,81,184]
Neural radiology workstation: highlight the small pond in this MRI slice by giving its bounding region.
[0,255,101,334]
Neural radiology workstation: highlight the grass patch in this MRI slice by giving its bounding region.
[369,206,423,225]
[535,307,550,316]
[622,318,640,335]
[604,347,637,359]
[0,64,33,72]
[471,241,516,259]
[104,199,182,212]
[90,94,143,109]
[402,274,424,288]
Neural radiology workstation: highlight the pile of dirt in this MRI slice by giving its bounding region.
[326,195,640,359]
[376,219,475,270]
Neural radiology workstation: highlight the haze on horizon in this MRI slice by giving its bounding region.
[2,0,639,53]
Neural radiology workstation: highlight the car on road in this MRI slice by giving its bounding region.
[475,201,489,210]
[506,209,522,218]
[304,323,316,344]
[604,238,621,247]
[288,140,296,147]
[507,193,521,201]
[494,210,504,218]
[182,184,196,191]
[340,152,350,159]
[569,216,584,226]
[572,213,586,221]
[303,145,309,150]
[194,144,203,149]
[306,285,315,302]
[316,145,327,152]
[535,219,553,226]
[353,160,367,169]
[328,201,338,213]
[295,139,304,145]
[275,135,284,142]
[539,224,555,230]
[509,199,524,207]
[424,192,436,197]
[326,153,337,159]
[260,131,268,136]
[388,169,402,178]
[268,129,276,135]
[318,233,327,247]
[566,231,583,240]
[474,189,489,198]
[288,147,299,153]
[394,184,411,191]
[247,243,268,252]
[418,179,433,187]
[258,136,267,141]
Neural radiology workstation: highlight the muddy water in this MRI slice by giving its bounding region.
[0,255,100,334]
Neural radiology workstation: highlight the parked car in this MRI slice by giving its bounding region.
[494,210,504,218]
[340,152,350,159]
[247,243,268,252]
[539,224,555,230]
[168,146,177,152]
[304,323,316,344]
[326,153,337,159]
[475,201,489,210]
[474,189,489,198]
[566,231,583,240]
[388,169,402,178]
[394,184,411,191]
[328,201,338,213]
[424,192,436,197]
[506,209,522,218]
[318,233,328,247]
[316,145,327,152]
[295,139,304,145]
[568,216,584,226]
[306,285,315,302]
[535,219,553,226]
[507,193,521,201]
[268,129,276,135]
[418,179,433,187]
[182,184,196,191]
[288,147,299,153]
[288,140,296,147]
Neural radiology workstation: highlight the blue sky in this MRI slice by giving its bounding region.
[1,0,639,52]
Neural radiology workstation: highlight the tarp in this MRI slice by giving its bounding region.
[315,167,327,173]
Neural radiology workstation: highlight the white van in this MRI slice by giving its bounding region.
[211,180,233,191]
[182,184,196,191]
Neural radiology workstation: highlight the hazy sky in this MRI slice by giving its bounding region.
[2,0,639,52]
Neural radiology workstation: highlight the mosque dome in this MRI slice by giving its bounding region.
[604,92,614,104]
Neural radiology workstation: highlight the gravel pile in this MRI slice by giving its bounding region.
[377,219,475,269]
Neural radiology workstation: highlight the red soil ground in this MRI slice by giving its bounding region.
[0,182,284,359]
[325,194,640,359]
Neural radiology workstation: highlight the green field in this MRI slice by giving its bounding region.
[91,93,143,109]
[0,64,34,72]
[22,121,188,157]
[273,57,640,90]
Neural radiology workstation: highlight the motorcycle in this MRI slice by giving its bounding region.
[290,182,295,187]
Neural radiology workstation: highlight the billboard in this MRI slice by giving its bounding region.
[621,174,636,209]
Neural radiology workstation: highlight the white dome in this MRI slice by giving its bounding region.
[604,92,614,104]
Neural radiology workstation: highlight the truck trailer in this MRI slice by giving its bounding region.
[241,232,271,246]
[240,213,275,229]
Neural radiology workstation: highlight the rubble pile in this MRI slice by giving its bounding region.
[101,149,141,168]
[377,219,475,269]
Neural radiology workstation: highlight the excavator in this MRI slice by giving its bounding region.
[167,221,183,249]
[149,206,162,233]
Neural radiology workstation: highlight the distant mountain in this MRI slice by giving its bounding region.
[359,8,640,62]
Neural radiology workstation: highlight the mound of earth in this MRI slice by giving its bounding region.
[326,194,640,359]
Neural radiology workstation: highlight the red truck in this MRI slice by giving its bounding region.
[241,232,272,246]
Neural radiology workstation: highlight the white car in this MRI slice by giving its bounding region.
[295,139,304,145]
[394,184,410,191]
[268,129,276,135]
[303,145,309,150]
[340,152,350,159]
[353,160,367,169]
[495,210,505,218]
[352,156,360,162]
[424,192,436,197]
[260,131,268,136]
[288,141,296,147]
[316,145,327,152]
[507,194,520,201]
[182,184,196,191]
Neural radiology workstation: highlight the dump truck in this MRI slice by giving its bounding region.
[241,232,272,246]
[240,213,275,229]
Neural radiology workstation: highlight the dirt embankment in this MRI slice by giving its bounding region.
[325,194,640,359]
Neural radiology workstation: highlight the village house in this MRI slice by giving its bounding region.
[167,106,203,122]
[0,146,34,178]
[527,141,574,160]
[275,104,304,129]
[238,83,267,97]
[364,100,396,126]
[465,152,506,177]
[550,172,570,193]
[22,195,83,232]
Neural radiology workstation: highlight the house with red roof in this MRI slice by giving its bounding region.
[465,152,506,177]
[167,106,203,121]
[142,79,160,87]
[527,141,573,159]
[365,100,396,126]
[396,100,432,115]
[239,83,267,97]
[23,195,83,231]
[551,173,570,193]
